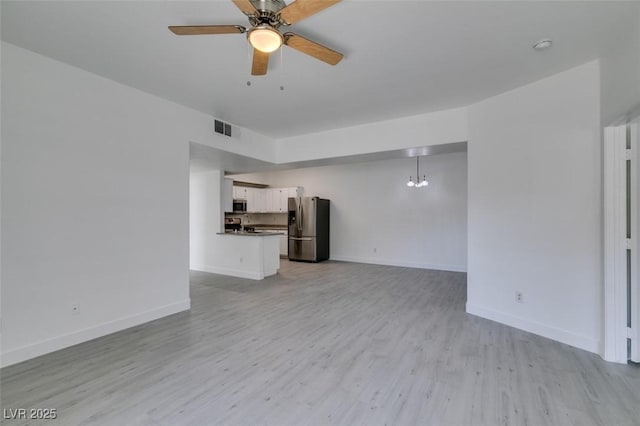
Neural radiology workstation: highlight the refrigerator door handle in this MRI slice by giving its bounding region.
[296,197,302,233]
[290,237,313,241]
[299,201,303,231]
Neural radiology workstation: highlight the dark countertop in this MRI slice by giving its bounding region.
[217,231,284,237]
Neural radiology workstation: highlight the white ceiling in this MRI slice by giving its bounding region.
[1,1,637,139]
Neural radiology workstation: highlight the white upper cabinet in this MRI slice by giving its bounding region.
[245,187,254,211]
[246,187,265,213]
[271,188,280,212]
[273,188,289,212]
[264,188,275,212]
[232,185,302,213]
[233,186,247,200]
[256,188,266,212]
[269,187,301,212]
[287,187,299,199]
[279,187,302,212]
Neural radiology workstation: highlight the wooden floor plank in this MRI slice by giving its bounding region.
[2,260,639,425]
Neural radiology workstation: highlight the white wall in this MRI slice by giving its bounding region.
[467,61,602,353]
[599,2,640,126]
[189,170,222,271]
[234,152,468,272]
[0,32,4,363]
[0,42,275,367]
[276,107,468,163]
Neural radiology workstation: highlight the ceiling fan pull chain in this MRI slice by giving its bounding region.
[247,40,251,72]
[246,41,252,86]
[279,45,284,91]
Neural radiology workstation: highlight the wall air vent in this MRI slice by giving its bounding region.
[214,119,232,137]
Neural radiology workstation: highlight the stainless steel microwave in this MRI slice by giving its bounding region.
[232,199,247,213]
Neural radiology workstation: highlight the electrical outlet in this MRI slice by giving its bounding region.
[515,292,523,303]
[373,247,377,253]
[71,304,80,315]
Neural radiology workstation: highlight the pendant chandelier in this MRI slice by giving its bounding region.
[406,156,428,188]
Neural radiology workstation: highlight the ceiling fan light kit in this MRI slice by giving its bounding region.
[169,0,344,76]
[248,25,283,53]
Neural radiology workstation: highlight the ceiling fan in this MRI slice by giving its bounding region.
[169,0,344,76]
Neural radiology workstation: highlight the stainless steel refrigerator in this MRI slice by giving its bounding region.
[288,197,330,262]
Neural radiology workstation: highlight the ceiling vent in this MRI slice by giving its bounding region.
[214,119,232,137]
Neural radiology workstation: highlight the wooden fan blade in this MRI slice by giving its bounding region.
[232,0,257,16]
[279,0,341,25]
[252,49,269,75]
[169,25,246,35]
[284,33,343,65]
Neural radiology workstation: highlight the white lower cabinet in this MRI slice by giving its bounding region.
[280,234,287,256]
[261,230,288,256]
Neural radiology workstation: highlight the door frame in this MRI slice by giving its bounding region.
[604,121,639,363]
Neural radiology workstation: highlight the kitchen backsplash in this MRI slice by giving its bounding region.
[225,212,287,226]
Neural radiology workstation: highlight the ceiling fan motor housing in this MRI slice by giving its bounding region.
[249,0,286,14]
[247,0,287,27]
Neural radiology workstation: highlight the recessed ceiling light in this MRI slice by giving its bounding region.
[533,39,553,51]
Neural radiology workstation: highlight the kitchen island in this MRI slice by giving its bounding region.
[210,232,282,280]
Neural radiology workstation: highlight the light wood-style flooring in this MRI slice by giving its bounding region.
[2,260,640,425]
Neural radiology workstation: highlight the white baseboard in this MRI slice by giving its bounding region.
[330,255,467,273]
[0,299,191,368]
[191,264,263,280]
[466,302,600,354]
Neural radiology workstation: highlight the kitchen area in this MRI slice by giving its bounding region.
[190,144,468,284]
[224,182,301,257]
[211,178,330,280]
